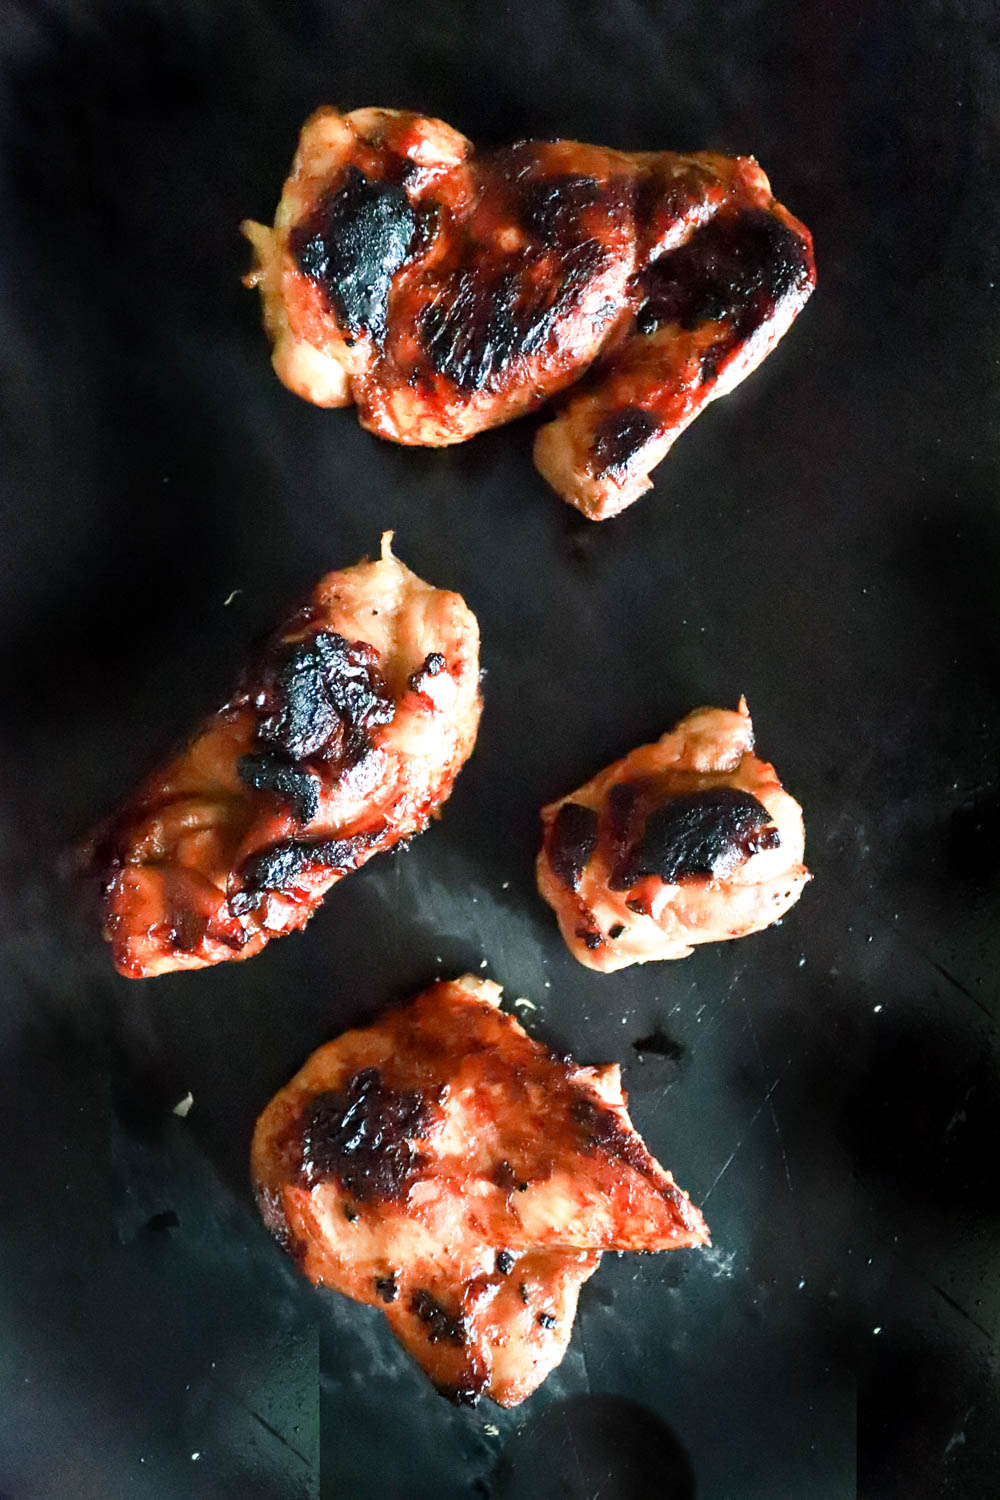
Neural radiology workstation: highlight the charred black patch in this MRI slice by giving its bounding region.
[608,780,643,841]
[407,651,446,693]
[571,1094,656,1181]
[637,207,811,337]
[291,165,419,343]
[496,1250,514,1276]
[606,779,646,876]
[537,1312,557,1329]
[492,1160,529,1193]
[610,786,779,889]
[548,802,598,890]
[420,238,606,392]
[518,1283,531,1305]
[411,1290,467,1347]
[374,1273,398,1304]
[577,928,605,951]
[237,752,320,825]
[699,343,725,384]
[608,923,625,940]
[591,405,658,475]
[300,1068,429,1202]
[236,829,378,896]
[253,632,394,767]
[519,173,602,244]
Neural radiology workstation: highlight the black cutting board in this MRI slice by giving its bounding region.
[1,2,998,1497]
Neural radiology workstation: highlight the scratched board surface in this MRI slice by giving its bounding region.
[1,1,998,1497]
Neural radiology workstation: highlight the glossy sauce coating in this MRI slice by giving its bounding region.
[252,974,707,1406]
[244,108,815,519]
[537,700,810,971]
[90,535,481,977]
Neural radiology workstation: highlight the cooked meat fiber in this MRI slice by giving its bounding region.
[537,700,809,971]
[252,974,707,1406]
[243,107,815,520]
[92,536,481,978]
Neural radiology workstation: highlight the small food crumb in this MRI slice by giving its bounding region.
[223,589,242,607]
[513,997,537,1012]
[480,959,488,969]
[191,1452,201,1461]
[484,1424,500,1437]
[501,881,510,890]
[873,1004,883,1013]
[873,1326,882,1335]
[172,1092,194,1117]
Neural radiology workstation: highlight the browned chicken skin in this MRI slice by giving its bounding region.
[252,974,707,1405]
[537,700,809,971]
[91,536,481,977]
[244,108,815,519]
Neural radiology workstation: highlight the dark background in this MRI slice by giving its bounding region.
[1,1,998,1496]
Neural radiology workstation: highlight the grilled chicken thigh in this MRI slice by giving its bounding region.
[244,108,814,519]
[92,536,480,977]
[252,974,707,1405]
[538,700,809,971]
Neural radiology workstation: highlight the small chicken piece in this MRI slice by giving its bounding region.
[243,108,814,519]
[91,536,480,977]
[537,700,809,971]
[252,974,707,1406]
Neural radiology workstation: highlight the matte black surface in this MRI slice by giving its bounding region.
[1,2,998,1497]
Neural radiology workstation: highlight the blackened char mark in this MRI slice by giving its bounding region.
[291,165,419,343]
[492,1160,529,1193]
[571,1094,696,1222]
[407,651,445,694]
[611,786,779,889]
[608,780,643,840]
[636,207,811,338]
[606,779,645,878]
[495,1250,514,1276]
[548,802,599,890]
[571,1094,656,1178]
[410,1290,467,1348]
[591,405,658,476]
[419,238,606,393]
[518,173,603,244]
[301,1068,429,1201]
[254,632,395,767]
[237,752,320,825]
[374,1273,398,1304]
[236,828,379,896]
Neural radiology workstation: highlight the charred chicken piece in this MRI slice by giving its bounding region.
[537,699,809,971]
[91,536,481,977]
[252,974,707,1406]
[243,108,814,520]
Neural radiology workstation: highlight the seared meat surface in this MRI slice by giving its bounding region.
[252,974,708,1405]
[537,700,809,971]
[244,108,814,519]
[92,537,480,977]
